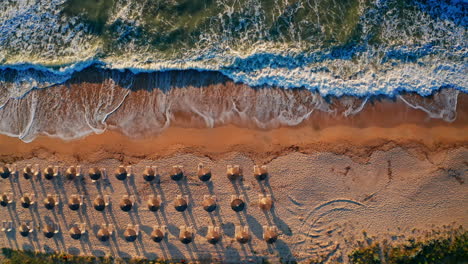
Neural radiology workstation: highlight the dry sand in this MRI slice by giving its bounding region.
[0,91,467,263]
[0,148,466,263]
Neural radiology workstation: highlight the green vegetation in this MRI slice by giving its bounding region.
[0,248,182,264]
[1,227,466,264]
[349,227,468,264]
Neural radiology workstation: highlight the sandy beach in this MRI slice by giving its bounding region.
[1,1,467,263]
[0,88,467,263]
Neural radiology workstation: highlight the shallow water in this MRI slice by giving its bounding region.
[0,69,461,142]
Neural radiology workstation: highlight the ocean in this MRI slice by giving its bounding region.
[0,0,466,141]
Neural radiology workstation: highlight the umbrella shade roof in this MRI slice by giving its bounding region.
[202,197,217,212]
[19,224,30,237]
[43,225,56,238]
[114,167,127,180]
[65,167,77,180]
[170,167,183,181]
[0,166,10,179]
[179,230,192,244]
[259,197,273,210]
[44,197,56,210]
[151,229,164,243]
[43,167,54,180]
[254,167,268,181]
[97,228,110,242]
[264,230,278,244]
[231,198,245,212]
[236,231,250,244]
[174,198,188,212]
[120,198,132,212]
[23,167,33,179]
[124,228,137,242]
[89,168,101,180]
[143,168,156,181]
[206,231,221,244]
[198,168,211,182]
[21,196,32,208]
[147,197,160,212]
[93,197,106,211]
[69,226,82,240]
[0,194,9,207]
[68,197,80,210]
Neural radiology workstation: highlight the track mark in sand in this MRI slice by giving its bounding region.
[387,160,393,182]
[289,199,364,262]
[362,192,377,202]
[287,194,304,207]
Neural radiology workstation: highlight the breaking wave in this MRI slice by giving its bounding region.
[0,0,466,141]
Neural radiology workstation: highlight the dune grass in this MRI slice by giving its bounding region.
[348,226,467,264]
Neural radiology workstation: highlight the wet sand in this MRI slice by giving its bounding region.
[0,91,467,164]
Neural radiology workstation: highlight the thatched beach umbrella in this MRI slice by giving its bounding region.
[65,166,77,180]
[170,166,184,181]
[0,193,10,207]
[197,165,211,182]
[114,166,127,181]
[202,196,217,212]
[227,165,241,180]
[124,228,138,242]
[174,196,188,212]
[236,228,250,244]
[89,167,101,181]
[0,166,11,179]
[147,197,160,212]
[263,227,278,244]
[21,195,33,208]
[97,228,111,242]
[143,167,156,182]
[19,223,31,237]
[43,166,54,180]
[68,196,81,211]
[120,197,133,212]
[44,196,56,210]
[151,228,164,243]
[179,229,193,244]
[93,196,106,211]
[259,195,273,211]
[23,166,33,180]
[231,198,245,212]
[254,165,268,181]
[43,224,57,238]
[69,226,82,240]
[206,226,221,245]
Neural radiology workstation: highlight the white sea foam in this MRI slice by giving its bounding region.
[0,0,466,99]
[0,0,466,141]
[0,71,461,143]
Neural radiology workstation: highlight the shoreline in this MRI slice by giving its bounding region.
[0,85,466,263]
[0,89,467,164]
[1,123,467,165]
